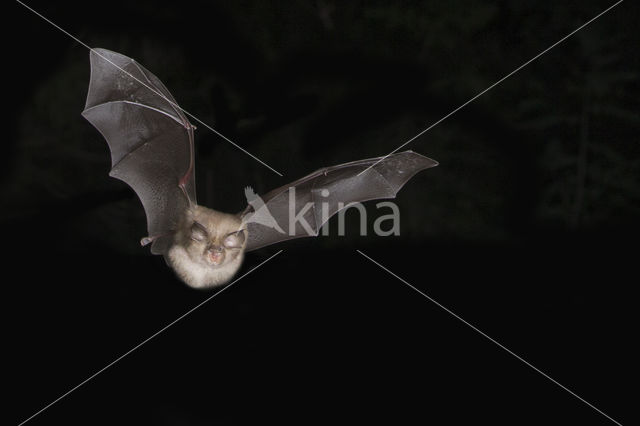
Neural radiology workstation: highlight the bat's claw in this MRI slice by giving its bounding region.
[244,186,256,198]
[141,235,162,246]
[141,232,172,247]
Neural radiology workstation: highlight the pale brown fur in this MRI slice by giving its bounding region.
[167,205,246,289]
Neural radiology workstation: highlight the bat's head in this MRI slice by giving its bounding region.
[184,206,246,267]
[167,206,247,288]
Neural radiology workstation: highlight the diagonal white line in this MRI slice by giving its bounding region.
[15,0,283,177]
[18,250,284,426]
[357,0,624,176]
[356,250,624,426]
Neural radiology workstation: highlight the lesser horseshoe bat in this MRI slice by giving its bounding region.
[82,49,437,288]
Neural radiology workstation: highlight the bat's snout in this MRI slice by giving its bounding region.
[207,245,225,266]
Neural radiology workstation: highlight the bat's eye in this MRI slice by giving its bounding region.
[190,222,208,242]
[223,230,245,248]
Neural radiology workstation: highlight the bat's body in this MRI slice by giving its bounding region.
[82,49,438,289]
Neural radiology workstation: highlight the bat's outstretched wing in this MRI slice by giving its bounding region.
[82,48,196,255]
[241,151,437,251]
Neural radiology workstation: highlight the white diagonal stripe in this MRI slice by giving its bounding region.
[15,0,283,177]
[357,250,624,426]
[18,250,284,426]
[358,0,624,176]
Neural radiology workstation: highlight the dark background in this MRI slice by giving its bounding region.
[8,1,637,424]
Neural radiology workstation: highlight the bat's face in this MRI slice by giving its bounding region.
[184,208,246,268]
[167,206,247,288]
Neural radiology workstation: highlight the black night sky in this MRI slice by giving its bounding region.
[8,1,637,425]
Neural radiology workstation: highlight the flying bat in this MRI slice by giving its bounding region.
[82,48,437,288]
